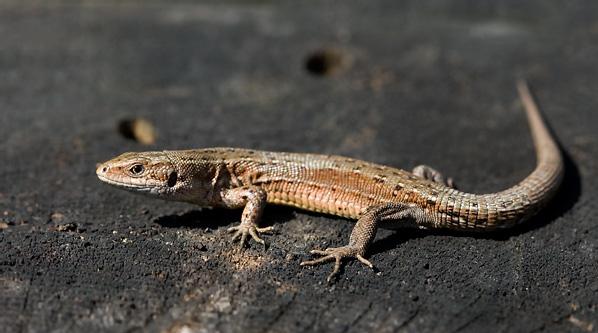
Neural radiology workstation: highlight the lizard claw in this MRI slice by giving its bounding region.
[228,224,273,250]
[300,246,374,282]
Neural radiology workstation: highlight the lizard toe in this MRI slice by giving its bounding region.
[227,223,271,250]
[300,246,375,282]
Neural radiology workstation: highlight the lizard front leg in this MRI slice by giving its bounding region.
[220,186,273,249]
[301,203,432,282]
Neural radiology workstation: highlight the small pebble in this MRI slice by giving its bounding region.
[50,212,65,222]
[57,223,77,232]
[118,117,157,145]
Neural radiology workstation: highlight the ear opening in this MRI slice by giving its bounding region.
[167,171,178,187]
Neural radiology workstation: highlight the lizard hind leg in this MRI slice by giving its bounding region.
[300,203,431,282]
[412,164,457,189]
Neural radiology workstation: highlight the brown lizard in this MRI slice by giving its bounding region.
[96,81,563,281]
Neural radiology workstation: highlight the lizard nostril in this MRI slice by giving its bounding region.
[102,166,107,173]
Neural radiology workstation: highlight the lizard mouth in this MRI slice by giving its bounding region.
[96,173,153,191]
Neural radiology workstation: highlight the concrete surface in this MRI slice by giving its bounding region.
[1,1,597,332]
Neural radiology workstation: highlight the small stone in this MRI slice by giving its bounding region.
[57,223,77,232]
[118,117,157,145]
[50,212,65,222]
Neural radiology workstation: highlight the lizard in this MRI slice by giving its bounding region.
[96,80,563,281]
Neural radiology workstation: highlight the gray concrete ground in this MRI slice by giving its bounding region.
[1,1,597,332]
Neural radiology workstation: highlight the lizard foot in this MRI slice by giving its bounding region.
[300,246,374,282]
[227,224,273,250]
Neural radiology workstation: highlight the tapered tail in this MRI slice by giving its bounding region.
[437,80,564,229]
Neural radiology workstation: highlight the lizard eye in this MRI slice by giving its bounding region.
[129,164,145,175]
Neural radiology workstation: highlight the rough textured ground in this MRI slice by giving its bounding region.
[1,1,597,332]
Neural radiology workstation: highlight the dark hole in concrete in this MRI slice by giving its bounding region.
[117,118,156,145]
[305,49,345,76]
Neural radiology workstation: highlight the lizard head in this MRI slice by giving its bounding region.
[96,152,179,197]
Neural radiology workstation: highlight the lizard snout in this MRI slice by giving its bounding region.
[96,163,109,177]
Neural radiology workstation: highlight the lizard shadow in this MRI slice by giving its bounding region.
[154,205,296,230]
[371,144,581,255]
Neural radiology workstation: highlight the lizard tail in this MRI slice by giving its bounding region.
[437,80,564,229]
[508,79,564,204]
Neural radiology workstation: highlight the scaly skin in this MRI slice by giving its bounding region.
[96,81,563,281]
